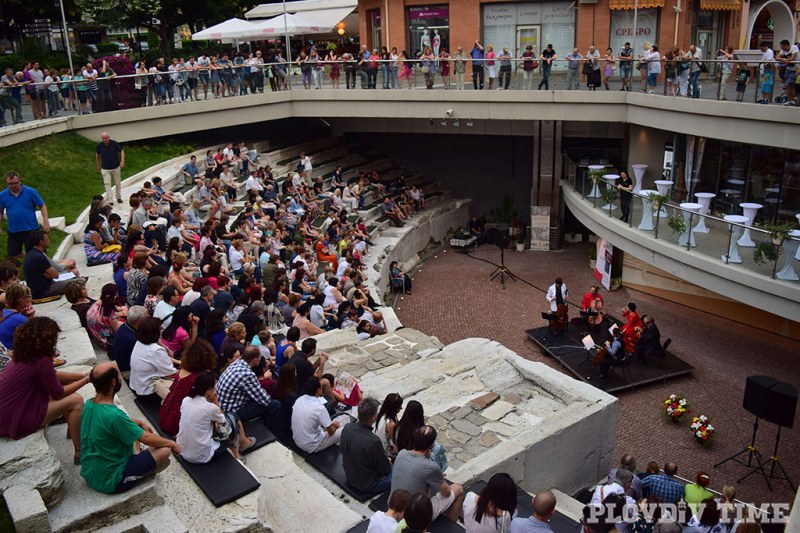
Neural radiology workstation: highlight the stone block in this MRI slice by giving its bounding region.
[451,419,482,437]
[483,422,516,437]
[469,392,500,410]
[4,485,50,533]
[480,432,501,448]
[57,328,97,369]
[481,401,515,422]
[0,431,64,507]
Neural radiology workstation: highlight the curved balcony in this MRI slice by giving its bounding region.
[561,175,800,322]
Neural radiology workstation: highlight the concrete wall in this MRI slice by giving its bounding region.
[626,125,675,189]
[50,91,800,151]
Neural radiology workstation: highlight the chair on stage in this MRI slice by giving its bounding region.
[649,338,672,367]
[541,311,565,338]
[608,352,634,382]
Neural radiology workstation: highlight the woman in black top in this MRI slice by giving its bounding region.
[617,170,634,222]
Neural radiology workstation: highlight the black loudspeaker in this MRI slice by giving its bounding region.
[743,376,798,429]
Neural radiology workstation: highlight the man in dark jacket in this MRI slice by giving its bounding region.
[340,397,391,493]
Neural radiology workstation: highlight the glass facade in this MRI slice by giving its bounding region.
[687,137,799,225]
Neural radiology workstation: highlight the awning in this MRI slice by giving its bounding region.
[245,0,357,20]
[245,7,355,36]
[192,18,258,41]
[700,0,741,10]
[609,0,665,9]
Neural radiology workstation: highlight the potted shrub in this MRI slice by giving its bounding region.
[766,223,797,245]
[516,232,526,251]
[753,240,779,265]
[667,213,686,237]
[589,246,597,270]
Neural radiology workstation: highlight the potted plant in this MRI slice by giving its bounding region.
[647,192,669,212]
[667,213,686,236]
[516,232,526,251]
[690,415,715,446]
[753,240,779,265]
[589,246,597,270]
[766,222,797,245]
[663,394,690,422]
[486,196,518,228]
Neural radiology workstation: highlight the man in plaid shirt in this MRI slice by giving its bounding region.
[640,462,684,503]
[217,347,283,437]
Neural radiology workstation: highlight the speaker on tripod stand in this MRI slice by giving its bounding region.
[715,375,797,491]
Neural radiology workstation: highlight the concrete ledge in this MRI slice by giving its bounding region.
[4,485,50,533]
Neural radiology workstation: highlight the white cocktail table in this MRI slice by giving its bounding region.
[601,174,620,212]
[693,192,715,234]
[653,180,673,217]
[632,164,647,195]
[679,203,702,247]
[637,190,656,231]
[586,165,606,199]
[737,203,763,248]
[776,230,800,281]
[722,215,748,263]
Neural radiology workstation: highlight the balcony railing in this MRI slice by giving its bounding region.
[564,159,800,283]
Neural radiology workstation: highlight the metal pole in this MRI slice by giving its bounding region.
[58,0,74,76]
[283,0,292,68]
[632,0,639,59]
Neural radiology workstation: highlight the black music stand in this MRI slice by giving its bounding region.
[541,312,559,339]
[489,246,519,289]
[580,310,599,330]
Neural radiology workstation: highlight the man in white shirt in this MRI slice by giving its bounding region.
[687,44,703,99]
[153,286,180,330]
[300,153,313,186]
[590,469,636,533]
[245,173,264,195]
[367,489,410,533]
[291,376,342,453]
[545,277,568,312]
[336,256,350,278]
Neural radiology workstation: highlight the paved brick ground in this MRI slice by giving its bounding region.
[395,241,800,506]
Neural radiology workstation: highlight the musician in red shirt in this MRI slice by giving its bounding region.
[581,286,604,312]
[620,303,642,334]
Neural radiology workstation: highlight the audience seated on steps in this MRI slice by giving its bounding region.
[291,376,342,454]
[508,489,558,533]
[391,425,464,523]
[176,370,254,464]
[0,317,89,465]
[159,339,218,436]
[81,362,179,494]
[23,230,86,300]
[130,317,180,405]
[0,283,35,349]
[367,489,410,533]
[341,396,392,494]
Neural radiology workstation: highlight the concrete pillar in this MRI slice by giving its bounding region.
[531,120,562,215]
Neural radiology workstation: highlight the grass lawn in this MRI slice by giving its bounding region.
[0,132,194,226]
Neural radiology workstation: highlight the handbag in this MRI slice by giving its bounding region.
[531,60,540,69]
[421,66,430,74]
[699,62,709,73]
[582,62,593,76]
[212,413,234,442]
[101,244,122,253]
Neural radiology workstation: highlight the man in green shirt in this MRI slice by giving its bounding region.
[80,362,179,494]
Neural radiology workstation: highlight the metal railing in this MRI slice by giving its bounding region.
[2,56,798,118]
[566,162,800,282]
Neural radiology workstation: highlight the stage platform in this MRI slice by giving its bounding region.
[525,316,693,394]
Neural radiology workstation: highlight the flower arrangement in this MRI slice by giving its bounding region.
[663,394,690,421]
[690,415,715,445]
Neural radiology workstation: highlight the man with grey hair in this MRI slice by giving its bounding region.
[653,519,682,533]
[341,396,392,493]
[112,305,147,376]
[95,131,124,203]
[608,453,642,500]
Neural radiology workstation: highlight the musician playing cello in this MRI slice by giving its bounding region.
[599,328,626,377]
[545,277,569,333]
[546,277,568,312]
[581,285,604,325]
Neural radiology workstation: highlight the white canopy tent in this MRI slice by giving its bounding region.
[191,18,259,43]
[244,0,356,20]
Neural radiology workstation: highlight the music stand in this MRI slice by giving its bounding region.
[489,244,519,289]
[541,312,559,339]
[580,310,599,330]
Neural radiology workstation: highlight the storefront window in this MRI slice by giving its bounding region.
[609,9,659,60]
[370,9,382,49]
[482,3,576,70]
[407,5,449,57]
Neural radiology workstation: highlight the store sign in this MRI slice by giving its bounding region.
[409,6,449,20]
[609,9,658,54]
[484,2,575,26]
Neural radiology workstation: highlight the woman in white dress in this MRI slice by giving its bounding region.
[373,393,403,457]
[463,472,518,533]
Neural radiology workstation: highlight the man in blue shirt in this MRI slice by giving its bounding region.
[179,155,200,185]
[470,41,485,90]
[0,171,50,258]
[640,462,684,503]
[599,328,625,377]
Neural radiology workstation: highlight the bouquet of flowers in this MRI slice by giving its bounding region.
[663,394,690,422]
[690,415,715,445]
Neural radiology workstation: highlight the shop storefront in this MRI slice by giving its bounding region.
[481,2,576,70]
[608,6,660,57]
[407,5,450,56]
[369,9,382,50]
